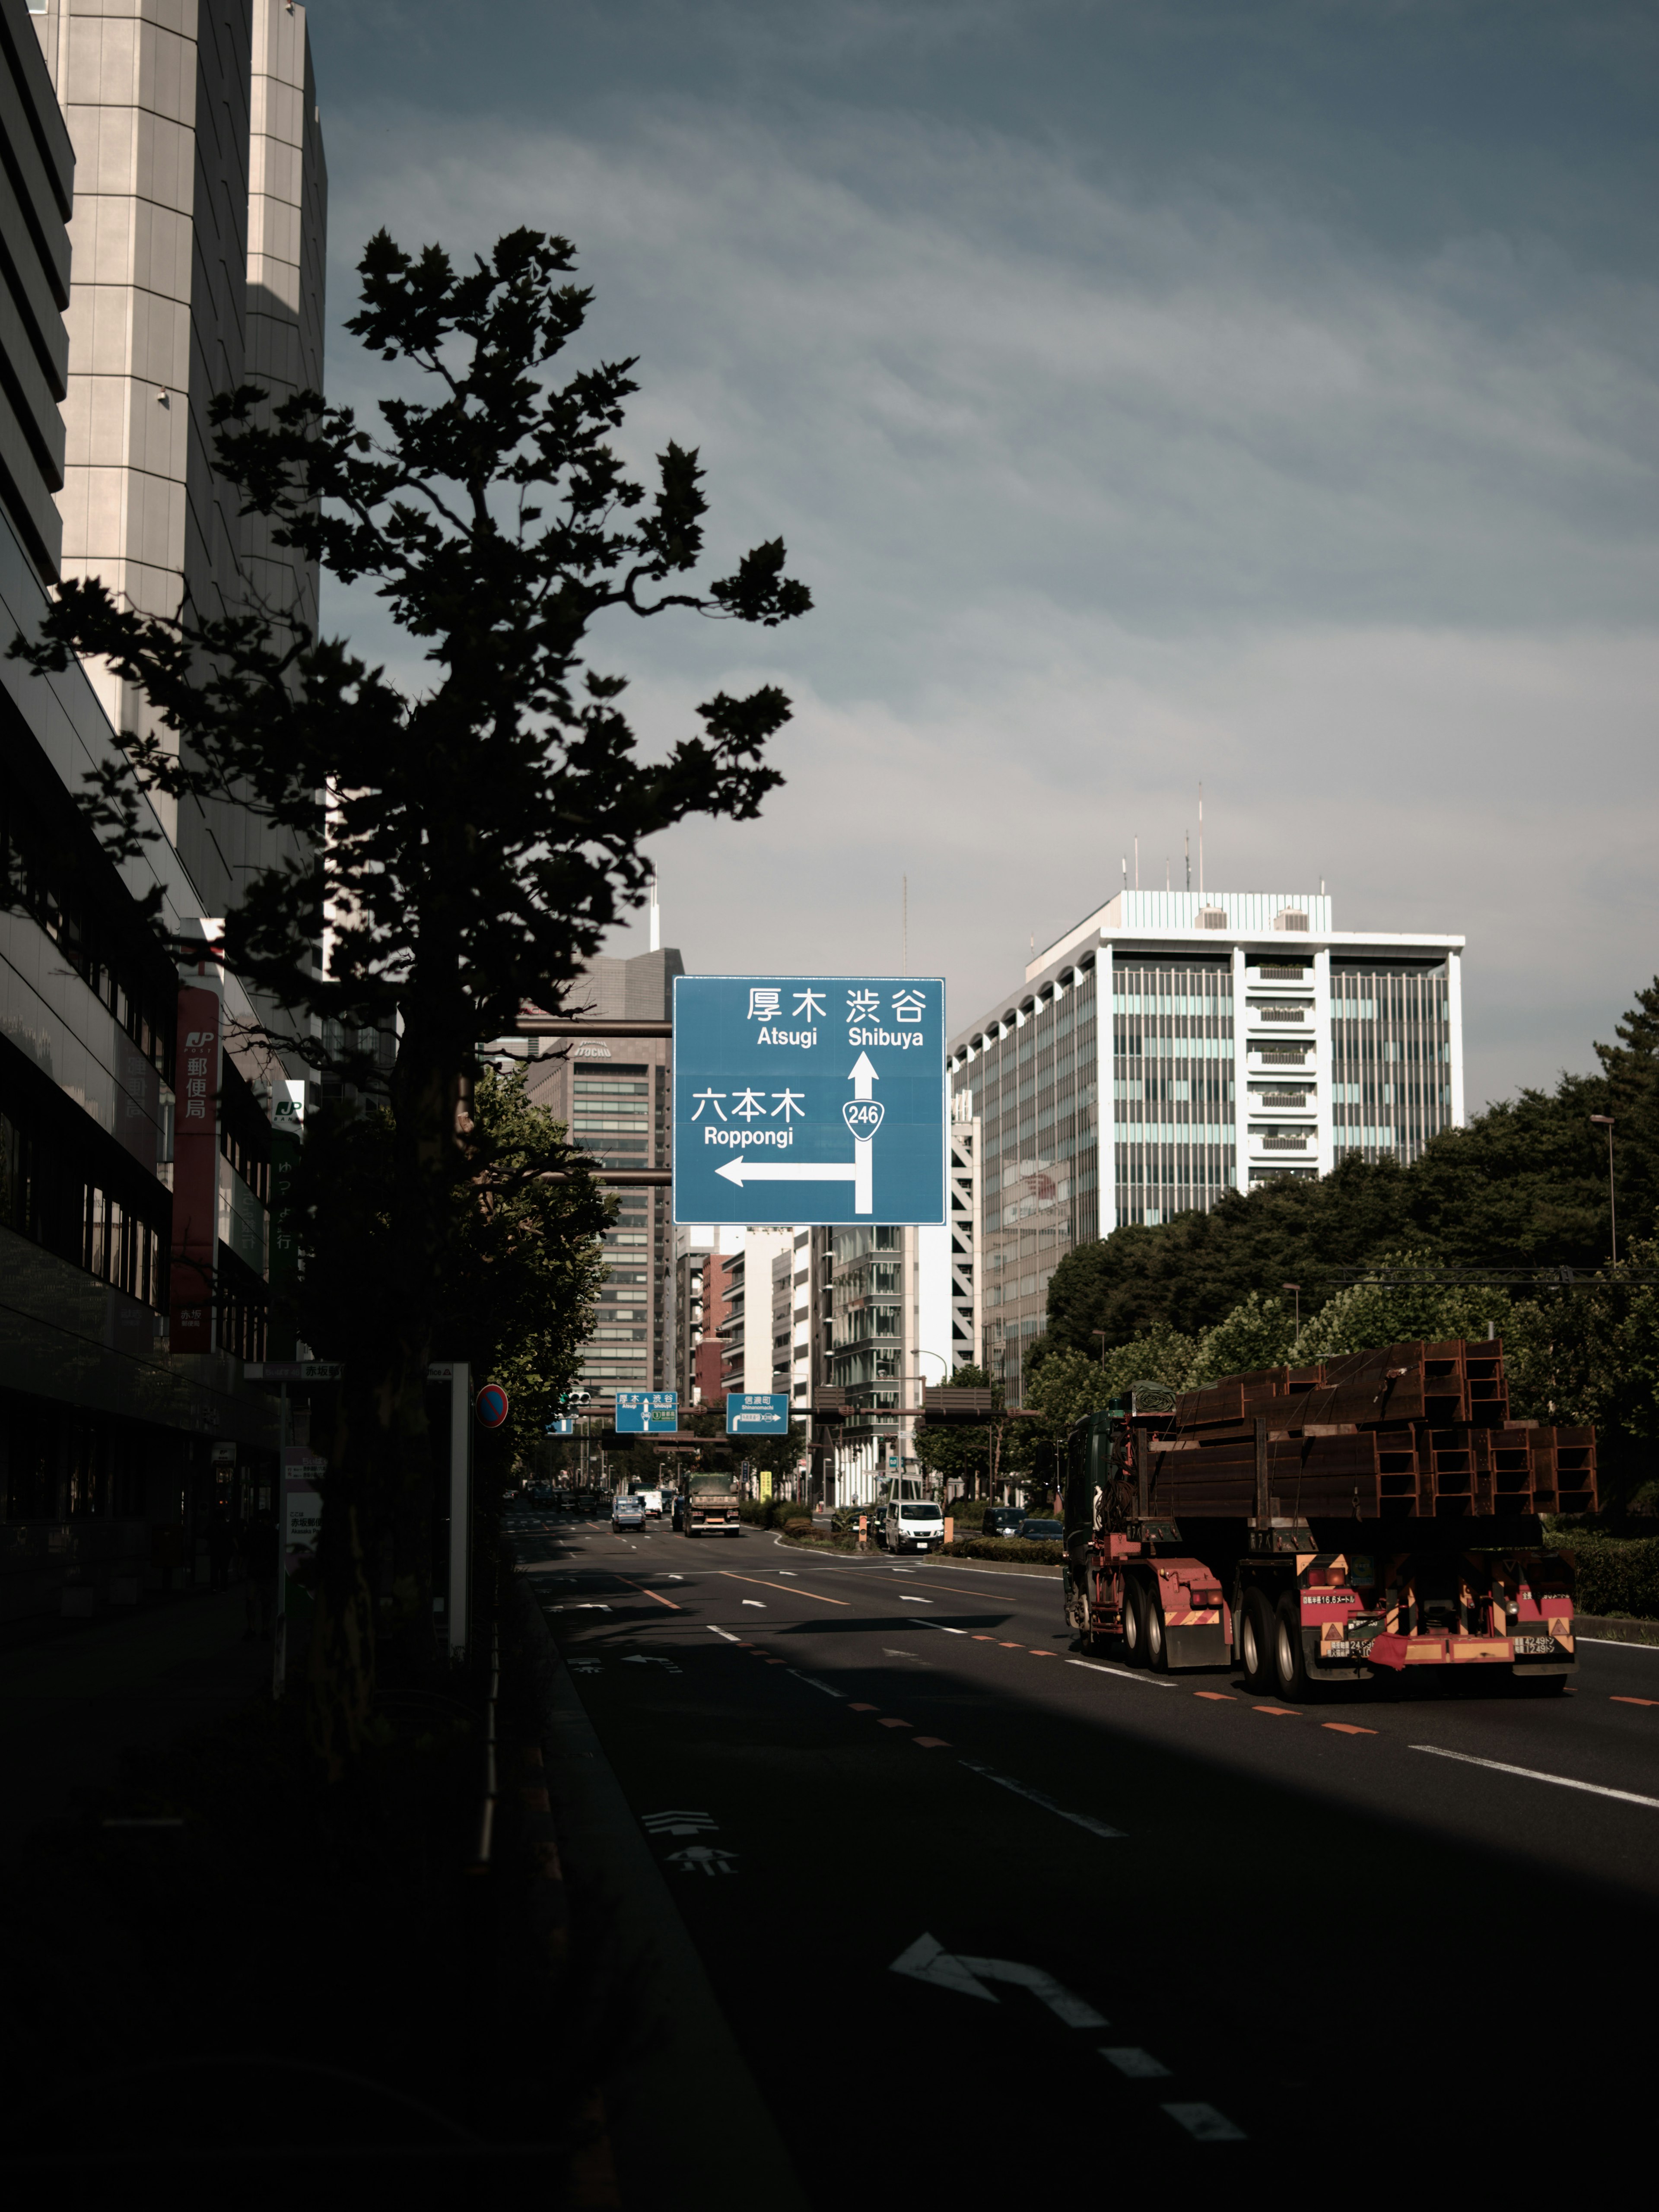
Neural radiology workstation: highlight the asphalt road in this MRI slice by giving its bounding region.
[513,1511,1659,2197]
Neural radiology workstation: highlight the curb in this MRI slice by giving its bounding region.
[511,1573,810,2212]
[1575,1614,1659,1649]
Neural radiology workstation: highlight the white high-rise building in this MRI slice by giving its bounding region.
[948,889,1465,1395]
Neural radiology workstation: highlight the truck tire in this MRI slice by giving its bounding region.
[1143,1587,1169,1672]
[1239,1587,1274,1692]
[1121,1578,1147,1665]
[1272,1592,1311,1701]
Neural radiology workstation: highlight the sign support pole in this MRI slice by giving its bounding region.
[450,1363,471,1660]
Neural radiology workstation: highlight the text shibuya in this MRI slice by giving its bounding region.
[847,1028,926,1050]
[703,1125,795,1148]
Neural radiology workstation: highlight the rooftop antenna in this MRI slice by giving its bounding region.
[1121,855,1127,893]
[1166,855,1170,892]
[902,874,908,976]
[648,871,661,952]
[1134,835,1139,890]
[1184,832,1191,893]
[1198,782,1204,898]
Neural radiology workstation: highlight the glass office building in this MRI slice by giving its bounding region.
[949,891,1464,1393]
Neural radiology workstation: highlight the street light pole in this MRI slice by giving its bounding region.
[1590,1116,1617,1264]
[1092,1329,1108,1368]
[1281,1281,1300,1338]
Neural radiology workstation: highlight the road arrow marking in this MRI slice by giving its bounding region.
[890,1933,1108,2028]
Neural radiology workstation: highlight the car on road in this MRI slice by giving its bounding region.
[1018,1517,1062,1543]
[612,1494,647,1531]
[882,1500,946,1554]
[980,1507,1030,1538]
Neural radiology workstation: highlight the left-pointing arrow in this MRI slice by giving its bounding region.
[715,1158,858,1187]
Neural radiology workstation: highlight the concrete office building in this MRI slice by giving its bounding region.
[524,943,682,1406]
[948,888,1464,1395]
[1,0,326,1616]
[30,0,325,928]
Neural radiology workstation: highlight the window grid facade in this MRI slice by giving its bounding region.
[1112,960,1236,1227]
[1330,962,1452,1163]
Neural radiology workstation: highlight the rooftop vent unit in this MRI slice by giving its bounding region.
[1196,907,1229,929]
[1273,909,1310,931]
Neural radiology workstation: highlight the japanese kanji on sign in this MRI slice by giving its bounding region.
[671,975,946,1227]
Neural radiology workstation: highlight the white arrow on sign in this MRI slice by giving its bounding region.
[712,1049,882,1215]
[890,1932,1108,2030]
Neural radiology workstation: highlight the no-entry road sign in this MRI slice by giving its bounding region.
[672,975,945,1227]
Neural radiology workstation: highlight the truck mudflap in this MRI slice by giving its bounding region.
[1165,1620,1230,1669]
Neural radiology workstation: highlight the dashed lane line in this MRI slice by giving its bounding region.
[1611,1696,1659,1707]
[958,1758,1125,1840]
[1068,1658,1177,1691]
[1323,1722,1377,1736]
[787,1670,846,1698]
[1410,1742,1659,1811]
[706,1626,742,1643]
[1253,1706,1300,1718]
[615,1578,680,1609]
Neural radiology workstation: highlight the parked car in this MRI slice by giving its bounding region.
[612,1494,647,1531]
[981,1507,1030,1538]
[1017,1517,1062,1542]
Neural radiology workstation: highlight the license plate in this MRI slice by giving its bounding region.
[1514,1636,1555,1656]
[1324,1641,1359,1658]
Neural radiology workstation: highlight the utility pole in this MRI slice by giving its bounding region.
[1590,1116,1617,1262]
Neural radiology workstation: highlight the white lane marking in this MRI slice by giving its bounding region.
[927,1623,969,1636]
[891,1933,1107,2027]
[1068,1658,1176,1690]
[707,1625,741,1643]
[1409,1743,1659,1810]
[742,1599,766,1608]
[544,1603,613,1613]
[881,1649,928,1661]
[665,1574,684,1581]
[1162,2103,1247,2143]
[774,1569,798,1576]
[1100,2047,1170,2079]
[1576,1636,1659,1651]
[787,1669,846,1698]
[958,1758,1125,1840]
[898,1595,933,1604]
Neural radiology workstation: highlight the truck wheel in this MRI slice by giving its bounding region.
[1121,1579,1147,1665]
[1144,1589,1169,1672]
[1272,1593,1311,1701]
[1239,1588,1274,1692]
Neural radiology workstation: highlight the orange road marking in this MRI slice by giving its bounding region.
[1253,1705,1300,1717]
[1611,1696,1659,1707]
[849,1702,878,1712]
[615,1578,679,1609]
[914,1736,951,1748]
[971,1634,997,1642]
[877,1717,912,1729]
[717,1570,849,1605]
[1194,1691,1234,1702]
[1028,1649,1057,1657]
[999,1640,1022,1648]
[1323,1723,1377,1735]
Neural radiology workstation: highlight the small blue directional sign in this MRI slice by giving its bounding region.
[615,1390,679,1434]
[545,1418,575,1436]
[672,975,945,1227]
[726,1392,790,1435]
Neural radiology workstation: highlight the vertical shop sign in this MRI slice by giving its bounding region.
[170,985,221,1353]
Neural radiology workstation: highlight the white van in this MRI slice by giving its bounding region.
[881,1500,945,1555]
[631,1486,664,1519]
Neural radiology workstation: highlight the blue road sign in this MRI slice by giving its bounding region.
[726,1392,789,1435]
[672,976,945,1227]
[615,1390,679,1434]
[545,1418,575,1436]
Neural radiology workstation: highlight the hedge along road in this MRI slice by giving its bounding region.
[512,1513,1659,2202]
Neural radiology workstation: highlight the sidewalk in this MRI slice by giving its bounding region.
[0,1587,272,1847]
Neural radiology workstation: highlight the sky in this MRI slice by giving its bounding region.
[305,0,1658,1109]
